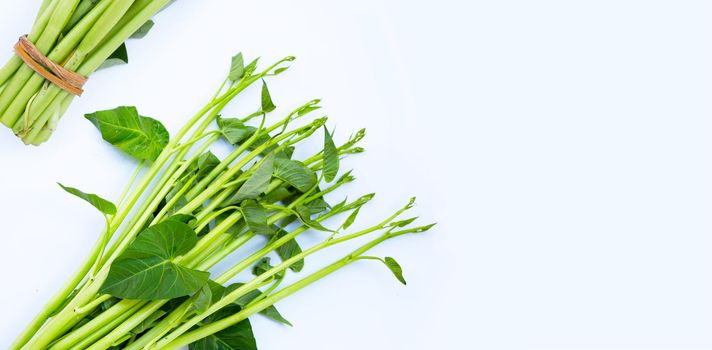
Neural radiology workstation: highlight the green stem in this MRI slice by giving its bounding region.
[15,62,230,350]
[8,219,108,350]
[0,0,59,86]
[5,0,112,132]
[17,0,170,142]
[161,233,394,350]
[51,302,145,350]
[95,181,343,350]
[0,0,81,123]
[116,161,146,208]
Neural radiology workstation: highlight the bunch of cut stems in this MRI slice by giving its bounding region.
[0,0,173,145]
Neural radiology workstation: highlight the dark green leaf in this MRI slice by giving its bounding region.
[262,186,296,204]
[228,154,274,204]
[189,316,256,350]
[323,127,339,182]
[58,183,116,215]
[100,221,210,300]
[240,200,274,236]
[278,215,298,229]
[196,151,220,181]
[282,146,295,159]
[259,305,292,326]
[261,80,276,113]
[217,117,257,145]
[383,257,406,285]
[167,214,196,225]
[306,197,330,215]
[275,228,303,272]
[99,43,128,70]
[252,257,272,276]
[252,257,285,279]
[273,158,317,193]
[189,282,258,349]
[85,106,169,162]
[229,53,245,82]
[131,20,154,39]
[191,284,213,314]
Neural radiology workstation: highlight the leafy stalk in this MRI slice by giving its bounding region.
[10,54,433,350]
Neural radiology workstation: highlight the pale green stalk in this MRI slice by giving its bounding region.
[178,118,326,216]
[88,174,349,350]
[15,55,233,349]
[19,0,172,143]
[3,0,112,131]
[56,302,145,350]
[13,0,137,136]
[152,220,398,348]
[0,0,60,86]
[0,0,81,121]
[9,215,113,350]
[163,235,393,350]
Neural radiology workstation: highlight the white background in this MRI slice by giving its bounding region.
[1,1,712,349]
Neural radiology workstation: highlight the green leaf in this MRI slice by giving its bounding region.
[261,80,276,113]
[251,257,286,280]
[228,154,274,204]
[262,186,296,204]
[228,53,245,82]
[167,214,196,226]
[305,197,330,215]
[323,127,339,182]
[259,305,292,326]
[251,257,286,279]
[233,285,292,326]
[189,314,256,350]
[217,117,257,145]
[99,43,129,70]
[85,106,169,162]
[273,158,317,193]
[243,58,259,78]
[189,282,258,350]
[295,205,333,232]
[196,151,220,181]
[191,284,213,314]
[58,183,116,215]
[274,228,304,272]
[130,20,154,39]
[240,200,274,236]
[273,66,289,75]
[100,221,210,300]
[389,217,418,228]
[383,257,406,285]
[342,207,360,230]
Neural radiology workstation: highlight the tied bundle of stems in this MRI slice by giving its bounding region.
[0,0,174,145]
[11,54,434,350]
